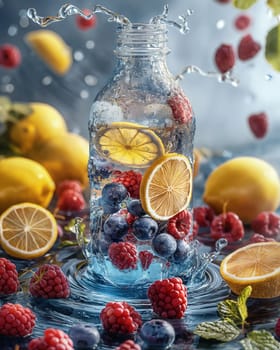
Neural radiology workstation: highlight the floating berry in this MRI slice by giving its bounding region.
[28,328,74,350]
[0,44,21,68]
[167,93,193,124]
[210,212,244,243]
[139,250,154,270]
[152,233,177,258]
[0,303,36,337]
[167,210,192,239]
[102,182,128,205]
[108,242,138,270]
[57,180,83,196]
[133,216,158,240]
[238,34,261,61]
[248,112,268,139]
[127,199,146,217]
[57,189,86,212]
[234,14,251,30]
[249,233,275,243]
[68,323,100,349]
[29,264,70,299]
[214,44,235,73]
[0,257,19,295]
[104,214,129,241]
[115,340,141,350]
[251,211,280,237]
[76,8,97,31]
[100,301,142,334]
[275,318,280,340]
[140,319,175,349]
[148,277,187,319]
[113,170,142,199]
[193,206,215,227]
[172,239,190,262]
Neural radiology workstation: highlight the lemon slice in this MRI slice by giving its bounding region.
[140,153,193,221]
[96,121,165,167]
[220,242,280,298]
[25,30,72,75]
[0,203,58,259]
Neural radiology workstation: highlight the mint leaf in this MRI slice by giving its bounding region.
[240,330,280,350]
[194,320,241,342]
[237,285,252,328]
[265,24,280,71]
[267,0,280,15]
[233,0,258,9]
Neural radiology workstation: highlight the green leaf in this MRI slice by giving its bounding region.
[237,285,252,327]
[233,0,258,9]
[267,0,280,15]
[240,330,280,350]
[194,320,241,342]
[265,24,280,71]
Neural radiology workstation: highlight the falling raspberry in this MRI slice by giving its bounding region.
[167,93,193,124]
[167,210,192,239]
[76,8,97,31]
[234,14,251,31]
[238,34,261,61]
[248,112,268,139]
[214,44,235,73]
[0,44,21,69]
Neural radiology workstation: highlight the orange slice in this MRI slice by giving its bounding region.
[96,121,165,168]
[220,242,280,298]
[0,203,58,259]
[140,153,193,221]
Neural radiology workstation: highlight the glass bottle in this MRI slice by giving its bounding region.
[87,22,196,288]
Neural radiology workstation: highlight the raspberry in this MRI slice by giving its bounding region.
[139,250,154,270]
[0,303,36,337]
[108,242,138,270]
[275,318,280,340]
[214,44,235,73]
[57,189,86,212]
[0,44,21,68]
[0,257,19,295]
[100,301,142,334]
[167,210,192,239]
[249,233,275,243]
[248,112,268,139]
[76,8,97,31]
[238,34,261,61]
[210,212,244,243]
[167,93,193,124]
[57,180,83,196]
[251,211,280,237]
[113,170,142,199]
[115,340,141,350]
[147,277,187,319]
[29,264,70,299]
[216,0,231,3]
[193,206,215,227]
[28,328,74,350]
[234,14,251,30]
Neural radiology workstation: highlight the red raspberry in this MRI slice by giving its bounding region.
[29,264,70,299]
[139,250,154,270]
[238,34,261,61]
[193,206,215,227]
[28,328,74,350]
[147,277,187,319]
[108,242,138,270]
[216,0,231,3]
[251,212,280,237]
[0,303,36,337]
[234,14,251,30]
[0,257,19,295]
[214,44,235,73]
[57,189,86,212]
[210,212,244,243]
[248,112,268,139]
[119,208,137,225]
[115,340,141,350]
[113,170,142,199]
[275,318,280,340]
[0,44,21,68]
[75,8,97,31]
[249,233,275,243]
[167,210,192,239]
[57,180,83,196]
[167,93,193,124]
[100,301,142,334]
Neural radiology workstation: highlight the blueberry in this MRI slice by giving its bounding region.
[140,319,175,350]
[152,233,177,258]
[127,199,146,217]
[172,239,191,262]
[101,198,121,214]
[101,183,128,205]
[133,217,158,240]
[68,323,100,349]
[103,215,129,241]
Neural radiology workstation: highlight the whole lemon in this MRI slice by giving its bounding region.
[203,156,280,223]
[27,132,89,188]
[9,102,67,154]
[0,157,55,213]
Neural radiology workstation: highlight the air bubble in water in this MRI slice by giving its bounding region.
[216,19,225,30]
[42,76,53,85]
[85,40,95,50]
[8,25,18,36]
[84,75,97,86]
[80,90,89,99]
[74,50,84,61]
[265,73,273,81]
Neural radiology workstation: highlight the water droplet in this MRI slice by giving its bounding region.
[265,73,273,81]
[42,76,53,85]
[8,25,18,36]
[84,75,98,86]
[85,40,95,50]
[80,89,89,99]
[74,50,84,61]
[216,19,225,30]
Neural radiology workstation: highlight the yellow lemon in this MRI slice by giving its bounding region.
[203,156,280,223]
[0,157,55,214]
[9,102,68,154]
[220,242,280,298]
[27,132,89,188]
[25,30,72,75]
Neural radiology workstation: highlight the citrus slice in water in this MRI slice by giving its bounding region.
[220,242,280,298]
[140,153,193,221]
[96,121,165,168]
[0,203,58,259]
